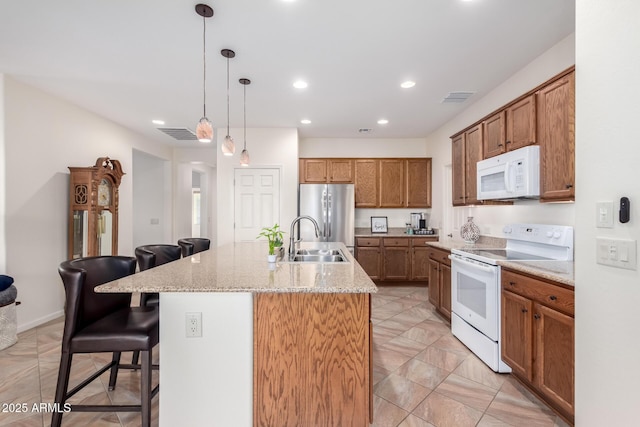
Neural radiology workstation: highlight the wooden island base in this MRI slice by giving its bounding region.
[254,293,372,427]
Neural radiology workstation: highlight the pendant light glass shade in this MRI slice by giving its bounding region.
[239,78,251,166]
[196,117,213,142]
[221,49,235,155]
[195,5,214,143]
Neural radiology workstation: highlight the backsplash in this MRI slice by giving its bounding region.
[355,208,432,228]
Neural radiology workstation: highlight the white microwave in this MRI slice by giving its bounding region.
[477,145,540,200]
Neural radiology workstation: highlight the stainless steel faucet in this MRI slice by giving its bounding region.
[289,215,321,258]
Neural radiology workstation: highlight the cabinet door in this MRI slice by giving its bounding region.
[301,159,327,183]
[382,247,410,280]
[506,94,536,151]
[379,159,405,207]
[451,134,466,206]
[534,303,574,418]
[464,124,483,205]
[406,159,432,208]
[355,159,379,208]
[411,245,430,281]
[356,247,381,280]
[483,111,506,158]
[328,159,354,183]
[538,72,575,201]
[501,290,534,381]
[428,259,440,307]
[439,263,452,321]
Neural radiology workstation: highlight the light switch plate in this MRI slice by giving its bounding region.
[596,201,614,228]
[596,237,637,270]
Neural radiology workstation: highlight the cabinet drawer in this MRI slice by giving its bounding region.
[428,248,451,266]
[382,238,409,247]
[411,237,438,246]
[356,237,380,247]
[502,270,574,316]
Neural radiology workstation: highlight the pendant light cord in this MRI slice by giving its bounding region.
[202,14,207,117]
[226,56,230,135]
[243,83,247,149]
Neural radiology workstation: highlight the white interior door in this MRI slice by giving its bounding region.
[234,168,280,242]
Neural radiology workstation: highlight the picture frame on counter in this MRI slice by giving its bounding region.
[370,216,388,233]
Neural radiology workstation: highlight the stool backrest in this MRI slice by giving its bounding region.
[135,244,182,271]
[58,256,136,351]
[177,238,211,257]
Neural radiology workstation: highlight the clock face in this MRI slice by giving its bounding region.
[98,179,111,206]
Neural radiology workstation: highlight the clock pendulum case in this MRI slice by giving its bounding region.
[67,157,125,259]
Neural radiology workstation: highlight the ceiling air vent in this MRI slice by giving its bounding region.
[441,91,475,103]
[157,128,198,141]
[358,128,373,134]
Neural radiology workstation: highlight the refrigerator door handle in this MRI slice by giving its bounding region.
[327,192,332,238]
[322,190,328,238]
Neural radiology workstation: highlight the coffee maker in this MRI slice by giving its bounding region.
[410,212,434,235]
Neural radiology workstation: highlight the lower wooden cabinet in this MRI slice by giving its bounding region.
[427,247,451,321]
[355,236,437,282]
[501,269,574,424]
[254,293,371,427]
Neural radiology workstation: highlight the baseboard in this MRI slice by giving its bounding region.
[17,310,64,333]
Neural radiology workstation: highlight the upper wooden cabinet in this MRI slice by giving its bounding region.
[538,71,575,202]
[506,94,536,151]
[406,158,432,208]
[483,110,506,158]
[452,134,466,206]
[484,94,537,159]
[299,158,354,183]
[304,157,432,209]
[379,159,405,207]
[464,125,483,205]
[354,159,379,208]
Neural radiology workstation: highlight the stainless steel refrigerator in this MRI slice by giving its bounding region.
[298,184,355,252]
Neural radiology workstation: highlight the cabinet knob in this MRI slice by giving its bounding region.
[549,295,557,301]
[521,308,528,313]
[509,281,516,286]
[565,184,573,189]
[534,314,541,320]
[505,140,511,145]
[498,143,503,147]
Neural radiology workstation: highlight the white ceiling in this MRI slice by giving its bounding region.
[0,0,575,146]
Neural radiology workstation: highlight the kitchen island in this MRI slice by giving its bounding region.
[96,241,376,427]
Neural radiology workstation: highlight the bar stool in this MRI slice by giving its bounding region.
[53,256,159,427]
[177,238,211,257]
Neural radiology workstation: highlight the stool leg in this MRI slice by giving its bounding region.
[108,351,121,391]
[141,349,152,427]
[51,352,73,427]
[131,350,140,368]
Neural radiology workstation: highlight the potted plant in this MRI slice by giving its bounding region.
[257,224,285,262]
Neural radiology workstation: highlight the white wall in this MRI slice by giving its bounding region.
[172,148,216,245]
[132,149,172,247]
[300,138,433,228]
[425,34,576,236]
[1,76,171,331]
[0,76,6,274]
[216,128,298,246]
[575,1,640,424]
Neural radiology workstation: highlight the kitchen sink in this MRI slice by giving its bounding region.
[286,248,347,263]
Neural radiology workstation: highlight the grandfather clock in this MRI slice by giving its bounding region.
[68,157,125,260]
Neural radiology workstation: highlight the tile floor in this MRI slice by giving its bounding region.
[0,285,569,427]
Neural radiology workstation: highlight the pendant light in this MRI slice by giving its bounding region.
[239,78,251,166]
[195,4,214,143]
[221,49,236,155]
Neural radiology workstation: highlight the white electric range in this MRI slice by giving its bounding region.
[449,223,574,372]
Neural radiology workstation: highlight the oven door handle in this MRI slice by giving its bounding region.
[448,255,496,273]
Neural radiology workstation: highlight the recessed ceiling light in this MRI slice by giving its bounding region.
[300,119,311,124]
[152,119,165,125]
[377,119,389,125]
[293,80,308,89]
[401,81,416,89]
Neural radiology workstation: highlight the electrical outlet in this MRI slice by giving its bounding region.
[185,312,202,337]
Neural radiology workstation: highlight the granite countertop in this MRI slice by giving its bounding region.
[355,227,439,238]
[424,237,574,286]
[95,241,377,294]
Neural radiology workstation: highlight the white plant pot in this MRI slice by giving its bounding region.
[267,254,277,263]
